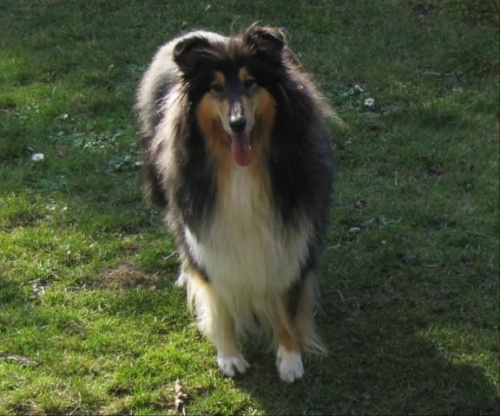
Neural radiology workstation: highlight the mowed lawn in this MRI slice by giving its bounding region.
[0,0,498,414]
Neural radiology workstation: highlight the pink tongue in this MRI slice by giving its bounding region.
[230,134,253,166]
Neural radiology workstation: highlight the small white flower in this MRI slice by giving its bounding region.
[354,84,364,93]
[364,98,375,108]
[31,153,44,162]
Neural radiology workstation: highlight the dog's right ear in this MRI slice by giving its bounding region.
[173,36,211,75]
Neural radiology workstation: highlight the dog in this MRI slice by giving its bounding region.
[136,25,333,383]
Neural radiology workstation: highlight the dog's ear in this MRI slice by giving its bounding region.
[174,35,211,75]
[244,26,286,61]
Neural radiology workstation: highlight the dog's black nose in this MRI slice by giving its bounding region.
[229,116,247,133]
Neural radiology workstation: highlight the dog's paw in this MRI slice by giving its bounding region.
[174,271,187,287]
[276,347,304,383]
[217,354,250,377]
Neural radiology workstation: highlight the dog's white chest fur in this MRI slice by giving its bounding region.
[185,164,312,326]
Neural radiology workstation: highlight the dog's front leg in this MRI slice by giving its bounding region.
[187,275,249,377]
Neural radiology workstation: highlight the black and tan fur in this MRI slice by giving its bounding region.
[137,25,334,382]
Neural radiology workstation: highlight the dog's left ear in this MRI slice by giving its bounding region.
[244,26,286,61]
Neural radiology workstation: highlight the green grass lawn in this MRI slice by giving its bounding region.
[1,0,498,414]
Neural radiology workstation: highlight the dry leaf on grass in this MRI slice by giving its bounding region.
[174,378,190,416]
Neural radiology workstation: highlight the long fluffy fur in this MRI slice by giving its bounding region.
[137,25,334,381]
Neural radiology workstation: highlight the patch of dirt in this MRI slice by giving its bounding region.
[99,263,160,289]
[1,212,45,230]
[410,2,437,17]
[426,167,445,178]
[0,354,38,366]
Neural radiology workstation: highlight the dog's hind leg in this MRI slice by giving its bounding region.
[294,274,327,355]
[174,269,188,287]
[275,292,304,383]
[186,273,249,377]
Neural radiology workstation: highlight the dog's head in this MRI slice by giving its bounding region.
[173,26,290,166]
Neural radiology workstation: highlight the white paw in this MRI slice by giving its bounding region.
[217,354,250,377]
[276,347,304,383]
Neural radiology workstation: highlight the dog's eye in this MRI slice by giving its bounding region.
[243,79,256,89]
[211,83,223,93]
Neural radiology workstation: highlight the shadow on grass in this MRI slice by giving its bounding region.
[233,291,499,415]
[235,333,498,415]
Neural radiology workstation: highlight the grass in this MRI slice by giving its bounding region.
[0,0,498,414]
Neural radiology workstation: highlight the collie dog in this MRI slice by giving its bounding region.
[137,25,333,383]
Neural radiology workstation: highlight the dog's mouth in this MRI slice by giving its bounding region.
[230,132,253,166]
